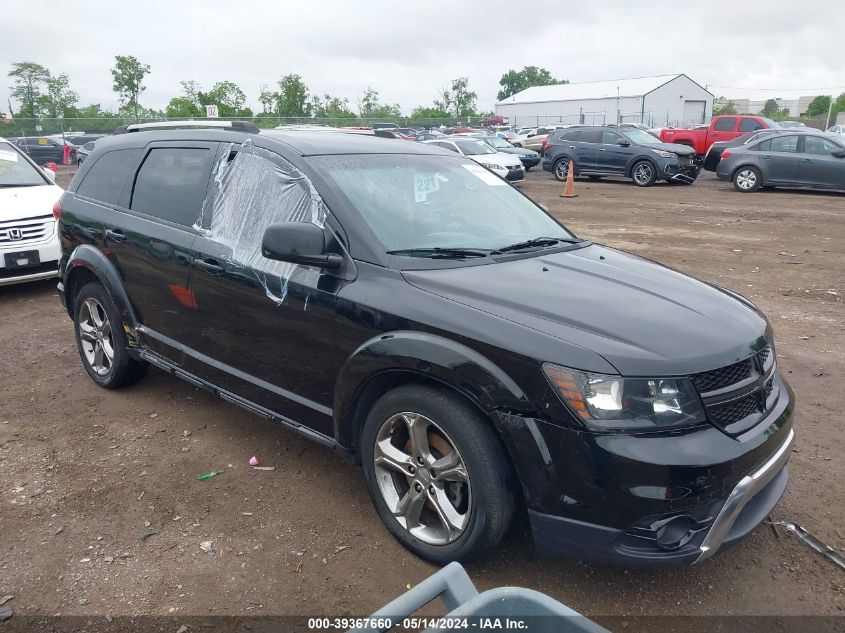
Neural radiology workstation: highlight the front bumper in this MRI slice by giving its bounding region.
[520,156,541,169]
[0,226,60,286]
[661,161,700,183]
[491,374,794,567]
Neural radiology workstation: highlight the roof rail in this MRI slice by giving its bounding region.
[114,120,260,135]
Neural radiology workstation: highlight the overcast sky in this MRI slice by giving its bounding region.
[2,0,843,116]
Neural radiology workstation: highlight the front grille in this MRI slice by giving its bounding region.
[709,394,759,427]
[0,216,54,245]
[692,358,752,392]
[694,347,776,436]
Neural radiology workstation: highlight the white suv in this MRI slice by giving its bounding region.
[0,138,63,286]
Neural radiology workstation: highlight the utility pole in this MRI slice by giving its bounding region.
[826,94,834,129]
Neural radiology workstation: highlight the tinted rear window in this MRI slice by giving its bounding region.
[76,149,142,205]
[130,148,212,226]
[578,129,602,144]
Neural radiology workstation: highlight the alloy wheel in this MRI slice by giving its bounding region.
[736,169,757,190]
[78,297,114,376]
[373,412,471,545]
[633,162,653,184]
[555,160,569,180]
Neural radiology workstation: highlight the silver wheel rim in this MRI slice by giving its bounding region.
[555,160,568,180]
[373,412,471,546]
[736,169,757,190]
[633,163,652,184]
[78,297,114,376]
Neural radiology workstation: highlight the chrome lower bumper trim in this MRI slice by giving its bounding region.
[696,428,794,563]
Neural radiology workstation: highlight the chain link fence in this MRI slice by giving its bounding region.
[1,115,492,138]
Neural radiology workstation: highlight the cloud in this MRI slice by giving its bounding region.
[1,0,843,116]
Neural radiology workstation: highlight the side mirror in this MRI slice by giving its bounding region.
[616,139,631,147]
[261,222,342,270]
[43,168,56,181]
[832,148,845,158]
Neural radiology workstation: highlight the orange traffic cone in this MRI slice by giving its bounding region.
[560,159,577,198]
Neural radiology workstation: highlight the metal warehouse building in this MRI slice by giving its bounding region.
[495,74,714,128]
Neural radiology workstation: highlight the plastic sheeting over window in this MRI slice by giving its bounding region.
[196,139,328,304]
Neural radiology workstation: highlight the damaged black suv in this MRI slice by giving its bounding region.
[56,120,794,567]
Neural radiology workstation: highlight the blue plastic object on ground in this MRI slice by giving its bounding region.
[348,562,609,633]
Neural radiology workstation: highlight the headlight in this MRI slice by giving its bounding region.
[480,162,503,171]
[651,149,676,158]
[543,364,706,431]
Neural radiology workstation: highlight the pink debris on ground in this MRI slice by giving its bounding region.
[248,456,260,467]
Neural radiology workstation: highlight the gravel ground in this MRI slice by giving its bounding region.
[0,165,843,630]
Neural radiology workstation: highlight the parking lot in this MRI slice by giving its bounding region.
[1,165,843,626]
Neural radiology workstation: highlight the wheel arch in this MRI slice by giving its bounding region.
[626,155,658,178]
[731,163,764,185]
[333,331,533,455]
[63,244,140,345]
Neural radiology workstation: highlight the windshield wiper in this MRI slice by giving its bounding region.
[495,236,583,253]
[0,183,44,188]
[385,247,493,259]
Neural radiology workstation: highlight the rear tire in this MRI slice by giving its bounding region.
[553,157,571,182]
[733,166,762,192]
[631,160,657,187]
[360,384,516,564]
[73,282,146,389]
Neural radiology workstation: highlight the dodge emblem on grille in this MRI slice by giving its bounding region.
[7,228,23,241]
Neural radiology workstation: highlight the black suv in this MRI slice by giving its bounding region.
[543,125,699,186]
[56,121,794,567]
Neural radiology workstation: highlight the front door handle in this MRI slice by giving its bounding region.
[762,155,773,160]
[193,258,224,275]
[598,148,606,152]
[105,229,127,243]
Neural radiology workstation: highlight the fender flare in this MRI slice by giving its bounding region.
[333,330,533,447]
[64,244,140,341]
[626,156,659,178]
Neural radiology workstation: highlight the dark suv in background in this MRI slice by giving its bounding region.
[55,121,793,567]
[543,125,699,186]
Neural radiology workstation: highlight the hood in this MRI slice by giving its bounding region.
[401,244,768,376]
[468,152,522,169]
[649,142,695,157]
[498,147,539,158]
[0,183,64,223]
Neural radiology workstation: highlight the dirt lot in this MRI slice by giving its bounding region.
[1,165,843,628]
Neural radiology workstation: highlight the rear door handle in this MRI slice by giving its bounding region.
[105,229,127,243]
[193,258,224,275]
[762,155,773,160]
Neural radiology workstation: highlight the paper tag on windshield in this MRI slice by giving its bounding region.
[0,149,18,162]
[462,163,505,186]
[414,173,439,202]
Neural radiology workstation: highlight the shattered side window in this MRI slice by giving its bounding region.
[197,140,329,304]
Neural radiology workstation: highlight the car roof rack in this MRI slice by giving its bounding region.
[114,120,260,135]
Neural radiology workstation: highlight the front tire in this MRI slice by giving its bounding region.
[733,166,762,192]
[361,384,516,564]
[73,282,146,388]
[631,160,657,187]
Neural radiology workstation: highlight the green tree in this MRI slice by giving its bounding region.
[805,95,830,117]
[436,77,477,118]
[38,73,79,117]
[111,55,150,120]
[497,66,567,101]
[357,87,401,119]
[258,84,277,114]
[760,99,780,118]
[275,74,311,117]
[8,62,51,117]
[165,80,202,118]
[410,106,450,119]
[198,81,251,117]
[713,97,737,116]
[311,94,357,118]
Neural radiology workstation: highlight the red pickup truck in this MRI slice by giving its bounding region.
[660,115,778,156]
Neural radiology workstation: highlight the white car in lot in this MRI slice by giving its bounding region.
[0,137,63,286]
[423,138,525,182]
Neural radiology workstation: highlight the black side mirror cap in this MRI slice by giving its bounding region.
[261,222,342,271]
[617,139,631,147]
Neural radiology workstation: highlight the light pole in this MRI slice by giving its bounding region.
[826,94,834,129]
